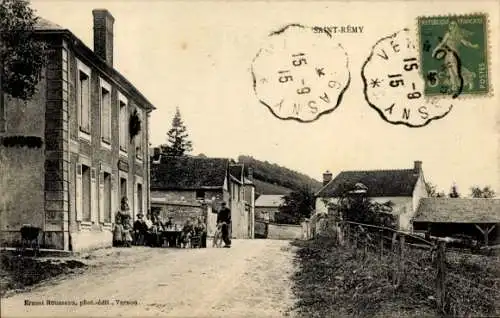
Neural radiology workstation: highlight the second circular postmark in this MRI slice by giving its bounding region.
[362,28,455,127]
[251,24,351,123]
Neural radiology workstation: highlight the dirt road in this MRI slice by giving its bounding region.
[1,240,297,317]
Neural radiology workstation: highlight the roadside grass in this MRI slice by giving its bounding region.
[290,236,499,318]
[0,252,87,296]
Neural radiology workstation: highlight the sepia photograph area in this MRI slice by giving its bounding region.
[0,0,499,317]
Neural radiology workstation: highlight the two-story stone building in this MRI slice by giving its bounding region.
[0,9,155,251]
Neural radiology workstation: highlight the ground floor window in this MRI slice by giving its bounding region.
[137,183,143,215]
[82,165,91,221]
[120,177,127,201]
[104,172,112,223]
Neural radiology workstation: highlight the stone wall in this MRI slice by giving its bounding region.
[0,54,47,247]
[267,223,303,240]
[0,147,45,246]
[152,202,205,227]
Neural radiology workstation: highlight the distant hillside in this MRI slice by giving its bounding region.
[238,155,322,194]
[251,179,293,196]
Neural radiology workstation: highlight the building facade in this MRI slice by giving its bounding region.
[255,194,285,223]
[0,10,155,252]
[150,153,255,239]
[315,161,428,231]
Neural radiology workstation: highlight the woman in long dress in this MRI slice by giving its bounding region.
[120,197,133,247]
[113,197,133,247]
[113,208,124,247]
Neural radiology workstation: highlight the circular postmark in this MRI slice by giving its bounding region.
[251,24,350,122]
[362,28,454,127]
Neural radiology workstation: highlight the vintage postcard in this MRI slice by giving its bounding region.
[1,0,499,317]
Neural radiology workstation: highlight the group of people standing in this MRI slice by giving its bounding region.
[112,196,209,248]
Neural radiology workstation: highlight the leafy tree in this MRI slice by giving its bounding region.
[470,185,496,198]
[328,183,397,228]
[277,186,315,224]
[161,107,193,156]
[425,181,445,197]
[449,184,460,198]
[1,0,47,101]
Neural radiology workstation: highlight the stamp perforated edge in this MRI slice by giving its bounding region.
[415,12,494,100]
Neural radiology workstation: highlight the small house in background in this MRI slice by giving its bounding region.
[412,198,500,246]
[315,161,428,231]
[255,194,285,223]
[149,151,254,239]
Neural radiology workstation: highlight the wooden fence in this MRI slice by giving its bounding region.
[335,220,499,315]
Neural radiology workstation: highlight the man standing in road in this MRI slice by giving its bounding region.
[217,202,231,248]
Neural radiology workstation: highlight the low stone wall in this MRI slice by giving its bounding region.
[267,223,303,240]
[71,229,113,252]
[151,201,205,227]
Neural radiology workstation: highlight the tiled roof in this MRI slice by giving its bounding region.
[34,17,64,30]
[316,169,420,197]
[150,156,229,190]
[31,15,155,111]
[413,198,500,223]
[229,164,244,183]
[255,194,285,207]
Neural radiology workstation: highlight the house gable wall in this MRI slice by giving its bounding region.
[315,196,413,230]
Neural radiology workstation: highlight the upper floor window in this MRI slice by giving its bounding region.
[77,59,91,136]
[100,78,111,144]
[118,92,128,153]
[135,108,143,160]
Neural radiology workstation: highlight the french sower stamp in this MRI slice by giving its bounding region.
[362,28,453,127]
[418,13,489,97]
[251,24,350,122]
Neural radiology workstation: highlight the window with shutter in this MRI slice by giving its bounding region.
[77,59,91,139]
[100,78,111,144]
[104,172,112,223]
[76,163,83,221]
[111,175,117,223]
[135,109,143,160]
[118,93,128,153]
[137,183,143,215]
[82,165,91,222]
[99,170,105,223]
[133,183,138,220]
[91,168,98,223]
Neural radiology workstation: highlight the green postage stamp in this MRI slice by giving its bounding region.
[418,13,489,97]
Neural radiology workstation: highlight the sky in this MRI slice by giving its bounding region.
[30,0,500,196]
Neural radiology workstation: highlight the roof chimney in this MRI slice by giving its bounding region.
[248,167,254,180]
[92,9,114,66]
[414,161,422,174]
[323,170,333,186]
[153,147,160,157]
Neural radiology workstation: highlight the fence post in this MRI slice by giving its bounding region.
[393,234,405,288]
[345,222,351,248]
[399,235,405,286]
[336,221,344,246]
[379,229,384,259]
[435,241,447,314]
[391,232,398,286]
